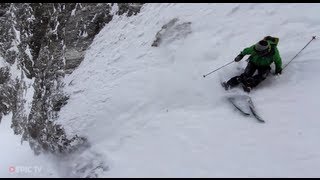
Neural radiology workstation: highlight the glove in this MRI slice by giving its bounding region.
[234,54,244,62]
[275,68,282,75]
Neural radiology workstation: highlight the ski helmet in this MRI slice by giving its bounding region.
[254,40,270,55]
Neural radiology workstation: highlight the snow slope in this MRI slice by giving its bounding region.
[5,3,320,177]
[57,3,320,177]
[0,114,58,177]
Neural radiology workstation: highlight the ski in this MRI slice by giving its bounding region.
[247,98,265,123]
[221,81,265,123]
[228,97,250,116]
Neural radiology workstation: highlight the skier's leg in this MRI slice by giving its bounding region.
[250,66,271,87]
[243,62,257,77]
[225,62,256,89]
[225,76,241,88]
[238,62,257,86]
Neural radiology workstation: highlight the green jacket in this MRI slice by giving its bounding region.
[240,37,282,72]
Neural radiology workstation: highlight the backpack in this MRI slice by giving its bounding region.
[264,36,279,47]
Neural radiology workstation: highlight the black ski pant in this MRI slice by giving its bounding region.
[227,62,271,88]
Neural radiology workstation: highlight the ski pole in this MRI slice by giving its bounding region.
[283,36,316,70]
[203,60,234,78]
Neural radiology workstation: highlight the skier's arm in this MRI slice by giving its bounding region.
[234,45,255,62]
[274,49,282,74]
[240,45,255,56]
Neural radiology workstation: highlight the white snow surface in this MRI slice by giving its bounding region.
[0,56,8,68]
[0,114,58,177]
[2,3,320,178]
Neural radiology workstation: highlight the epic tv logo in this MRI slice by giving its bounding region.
[8,166,42,174]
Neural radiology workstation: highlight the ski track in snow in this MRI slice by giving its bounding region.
[2,3,320,177]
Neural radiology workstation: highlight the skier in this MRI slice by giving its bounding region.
[222,36,283,92]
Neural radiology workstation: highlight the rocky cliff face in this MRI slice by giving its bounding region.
[0,3,142,157]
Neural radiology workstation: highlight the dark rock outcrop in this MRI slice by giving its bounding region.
[0,3,143,156]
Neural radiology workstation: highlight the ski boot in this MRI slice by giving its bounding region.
[240,77,254,93]
[221,81,231,91]
[242,84,252,93]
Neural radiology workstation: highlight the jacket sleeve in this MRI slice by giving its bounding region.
[240,45,255,56]
[273,48,282,71]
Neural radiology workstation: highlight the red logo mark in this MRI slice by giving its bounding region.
[9,166,16,173]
